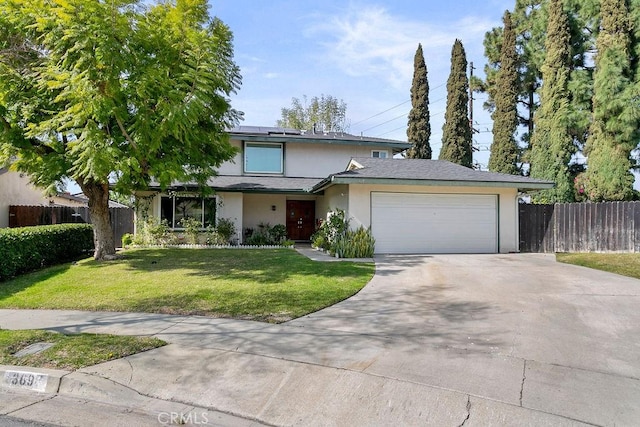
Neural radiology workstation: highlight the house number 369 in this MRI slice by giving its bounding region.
[8,372,35,386]
[3,370,48,392]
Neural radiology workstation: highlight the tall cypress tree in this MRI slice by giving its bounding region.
[440,39,472,167]
[489,11,520,175]
[584,0,637,201]
[407,44,432,159]
[529,0,575,203]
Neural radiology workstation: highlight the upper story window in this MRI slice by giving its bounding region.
[244,142,283,174]
[371,150,389,158]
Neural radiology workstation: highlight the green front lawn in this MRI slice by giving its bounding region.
[0,329,165,370]
[0,248,374,322]
[556,253,640,280]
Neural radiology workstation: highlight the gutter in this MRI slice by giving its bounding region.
[314,176,555,191]
[236,134,411,150]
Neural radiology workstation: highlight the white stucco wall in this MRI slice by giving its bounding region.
[242,194,287,231]
[0,170,86,228]
[217,138,385,178]
[217,192,243,243]
[316,184,349,223]
[216,140,243,175]
[345,184,520,253]
[284,143,383,178]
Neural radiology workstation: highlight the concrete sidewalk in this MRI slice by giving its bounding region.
[0,308,594,426]
[2,254,639,426]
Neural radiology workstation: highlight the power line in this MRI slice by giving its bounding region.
[428,95,447,105]
[351,81,448,129]
[361,112,408,133]
[430,81,447,92]
[350,100,409,127]
[376,125,406,137]
[362,107,447,134]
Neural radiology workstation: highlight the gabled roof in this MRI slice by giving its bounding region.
[229,126,411,151]
[62,192,130,208]
[312,158,555,192]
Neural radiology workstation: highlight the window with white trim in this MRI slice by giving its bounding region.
[244,142,283,173]
[160,195,216,228]
[371,150,389,158]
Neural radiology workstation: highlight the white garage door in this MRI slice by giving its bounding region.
[371,192,497,254]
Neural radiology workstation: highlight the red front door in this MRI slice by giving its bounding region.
[286,200,316,241]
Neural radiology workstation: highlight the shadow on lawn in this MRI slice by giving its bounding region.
[109,248,375,284]
[0,263,74,301]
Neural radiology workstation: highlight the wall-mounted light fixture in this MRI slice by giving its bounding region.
[271,205,276,211]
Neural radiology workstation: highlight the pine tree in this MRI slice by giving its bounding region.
[440,40,473,167]
[584,0,637,201]
[480,0,596,153]
[406,44,432,159]
[481,1,546,146]
[529,0,576,203]
[489,11,520,175]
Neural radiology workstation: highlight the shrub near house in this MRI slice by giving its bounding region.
[312,210,375,258]
[130,217,242,247]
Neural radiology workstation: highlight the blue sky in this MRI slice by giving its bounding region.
[210,0,513,170]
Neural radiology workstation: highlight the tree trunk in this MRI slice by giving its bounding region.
[77,178,116,260]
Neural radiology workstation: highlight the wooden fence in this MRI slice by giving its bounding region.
[519,201,640,253]
[9,205,134,247]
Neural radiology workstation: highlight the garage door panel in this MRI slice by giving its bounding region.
[371,193,497,254]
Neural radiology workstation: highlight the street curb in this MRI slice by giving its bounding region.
[0,364,70,394]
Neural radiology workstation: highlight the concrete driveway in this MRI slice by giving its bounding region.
[288,253,640,426]
[2,254,640,426]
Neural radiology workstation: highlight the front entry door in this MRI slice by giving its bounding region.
[286,200,316,241]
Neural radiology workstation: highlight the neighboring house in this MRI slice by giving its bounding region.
[0,167,127,228]
[135,126,553,254]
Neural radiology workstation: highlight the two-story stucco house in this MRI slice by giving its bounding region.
[136,126,553,254]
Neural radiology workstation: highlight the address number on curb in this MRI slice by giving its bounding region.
[3,370,49,392]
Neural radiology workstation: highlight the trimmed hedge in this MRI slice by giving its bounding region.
[0,224,94,281]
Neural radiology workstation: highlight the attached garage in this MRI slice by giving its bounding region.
[312,158,555,255]
[371,192,497,254]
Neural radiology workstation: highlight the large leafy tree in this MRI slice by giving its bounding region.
[488,11,520,174]
[440,40,473,167]
[406,44,432,159]
[276,94,347,132]
[529,0,576,202]
[584,0,638,200]
[0,0,241,260]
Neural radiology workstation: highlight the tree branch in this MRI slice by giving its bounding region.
[114,112,137,151]
[0,115,11,132]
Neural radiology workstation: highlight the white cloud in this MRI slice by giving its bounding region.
[307,4,494,90]
[263,72,280,79]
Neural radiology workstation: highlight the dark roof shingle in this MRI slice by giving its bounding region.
[314,158,554,190]
[149,175,322,193]
[229,126,411,149]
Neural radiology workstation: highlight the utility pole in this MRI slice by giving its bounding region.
[469,61,477,133]
[469,62,480,168]
[469,61,474,130]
